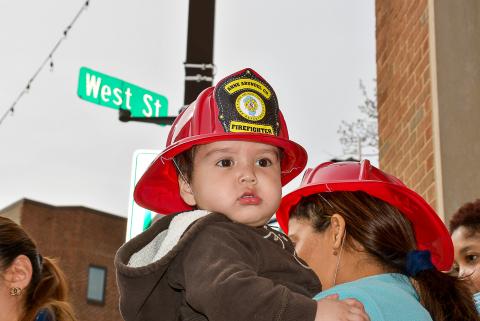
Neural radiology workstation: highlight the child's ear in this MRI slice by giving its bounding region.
[178,176,197,206]
[4,255,33,291]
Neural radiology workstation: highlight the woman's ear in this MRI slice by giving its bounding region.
[330,214,346,251]
[4,255,33,290]
[178,175,197,206]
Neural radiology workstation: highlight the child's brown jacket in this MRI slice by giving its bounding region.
[115,211,321,321]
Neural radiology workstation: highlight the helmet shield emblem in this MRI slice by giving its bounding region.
[214,69,280,136]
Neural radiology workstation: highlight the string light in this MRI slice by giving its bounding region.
[0,1,90,127]
[49,55,54,72]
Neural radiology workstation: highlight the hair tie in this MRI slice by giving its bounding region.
[405,250,435,276]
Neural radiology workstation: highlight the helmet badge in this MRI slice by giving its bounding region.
[215,68,279,136]
[236,92,266,121]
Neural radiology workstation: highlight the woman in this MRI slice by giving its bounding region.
[450,199,480,310]
[0,216,76,321]
[276,160,479,321]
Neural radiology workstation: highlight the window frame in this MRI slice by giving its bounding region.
[86,264,107,306]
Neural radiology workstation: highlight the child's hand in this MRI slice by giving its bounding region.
[314,295,370,321]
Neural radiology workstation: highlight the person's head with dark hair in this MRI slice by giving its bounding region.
[0,216,76,321]
[450,199,480,294]
[450,199,480,235]
[277,160,480,321]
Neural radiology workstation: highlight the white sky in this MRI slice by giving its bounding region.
[0,0,376,217]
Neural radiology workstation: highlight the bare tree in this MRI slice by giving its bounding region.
[337,80,378,160]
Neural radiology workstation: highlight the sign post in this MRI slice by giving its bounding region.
[77,67,169,118]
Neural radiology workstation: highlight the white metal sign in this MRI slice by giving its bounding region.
[126,149,161,241]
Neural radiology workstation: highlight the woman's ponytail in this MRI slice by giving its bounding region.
[22,256,76,321]
[0,217,76,321]
[401,250,479,321]
[413,269,480,321]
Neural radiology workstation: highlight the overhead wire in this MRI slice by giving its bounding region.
[0,0,90,127]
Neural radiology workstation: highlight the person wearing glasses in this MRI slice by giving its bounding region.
[450,199,480,312]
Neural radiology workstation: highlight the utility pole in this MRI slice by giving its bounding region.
[120,0,216,125]
[183,0,216,105]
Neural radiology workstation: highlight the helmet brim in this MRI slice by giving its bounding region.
[134,132,307,215]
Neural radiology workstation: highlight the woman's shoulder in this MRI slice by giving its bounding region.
[316,273,414,296]
[314,273,433,321]
[315,277,384,321]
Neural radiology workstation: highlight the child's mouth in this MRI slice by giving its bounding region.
[239,192,262,205]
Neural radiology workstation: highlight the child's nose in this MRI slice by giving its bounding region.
[238,165,257,184]
[239,174,257,184]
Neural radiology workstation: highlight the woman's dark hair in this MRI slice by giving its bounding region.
[449,199,480,235]
[291,191,480,321]
[0,217,77,321]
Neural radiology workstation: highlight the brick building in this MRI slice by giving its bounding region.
[0,199,127,321]
[375,0,480,220]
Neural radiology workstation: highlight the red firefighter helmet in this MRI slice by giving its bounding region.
[134,68,307,215]
[276,160,453,271]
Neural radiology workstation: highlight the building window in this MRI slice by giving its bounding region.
[87,265,106,305]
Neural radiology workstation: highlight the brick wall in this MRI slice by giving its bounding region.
[376,0,437,208]
[1,199,127,321]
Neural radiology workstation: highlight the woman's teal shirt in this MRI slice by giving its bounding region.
[314,273,433,321]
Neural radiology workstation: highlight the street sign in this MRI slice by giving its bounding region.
[126,149,161,241]
[77,67,168,118]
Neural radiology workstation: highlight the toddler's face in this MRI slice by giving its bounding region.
[179,140,282,227]
[451,226,480,293]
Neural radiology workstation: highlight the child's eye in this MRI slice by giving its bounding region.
[256,158,272,167]
[216,159,233,167]
[466,255,478,263]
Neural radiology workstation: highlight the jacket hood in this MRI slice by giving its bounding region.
[114,210,210,320]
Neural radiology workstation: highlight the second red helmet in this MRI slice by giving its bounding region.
[277,160,453,271]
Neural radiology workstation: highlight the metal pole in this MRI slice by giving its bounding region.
[183,0,216,105]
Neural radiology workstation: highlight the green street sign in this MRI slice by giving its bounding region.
[77,67,168,118]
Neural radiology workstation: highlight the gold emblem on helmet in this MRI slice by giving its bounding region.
[235,92,266,121]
